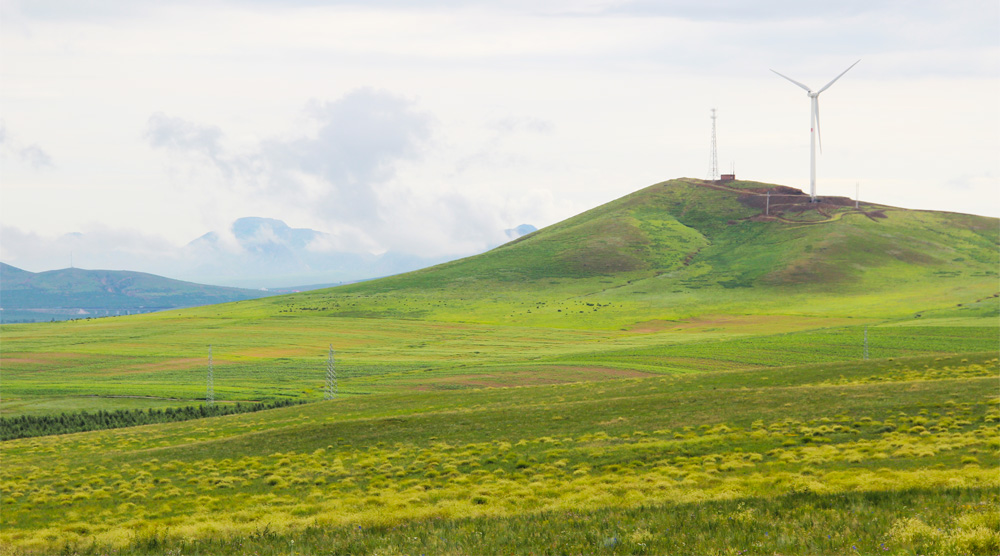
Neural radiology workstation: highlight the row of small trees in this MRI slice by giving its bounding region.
[0,399,304,441]
[3,344,340,442]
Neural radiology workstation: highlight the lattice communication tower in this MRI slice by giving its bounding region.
[325,344,338,400]
[707,108,719,181]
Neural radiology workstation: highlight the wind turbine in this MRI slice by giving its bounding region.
[771,60,860,202]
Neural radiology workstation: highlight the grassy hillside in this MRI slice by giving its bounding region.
[0,263,273,323]
[1,178,997,413]
[0,177,997,554]
[267,178,997,326]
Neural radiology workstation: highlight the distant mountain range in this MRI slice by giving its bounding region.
[1,218,537,290]
[179,217,535,287]
[182,217,375,288]
[0,219,538,322]
[0,263,275,323]
[179,217,536,288]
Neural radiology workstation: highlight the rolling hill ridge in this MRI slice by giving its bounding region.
[0,263,274,323]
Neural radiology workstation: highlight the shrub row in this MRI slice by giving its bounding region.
[0,399,305,441]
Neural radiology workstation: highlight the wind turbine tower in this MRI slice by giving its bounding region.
[771,60,860,202]
[707,108,719,182]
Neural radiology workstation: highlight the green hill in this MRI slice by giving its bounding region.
[262,178,997,326]
[0,263,273,323]
[360,177,996,287]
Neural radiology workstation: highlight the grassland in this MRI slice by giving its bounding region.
[0,178,997,554]
[1,353,997,554]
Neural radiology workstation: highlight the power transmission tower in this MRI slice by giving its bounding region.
[207,345,215,405]
[707,108,719,181]
[325,344,337,400]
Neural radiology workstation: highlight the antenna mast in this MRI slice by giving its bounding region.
[707,108,718,181]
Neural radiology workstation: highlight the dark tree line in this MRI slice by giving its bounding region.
[0,399,305,441]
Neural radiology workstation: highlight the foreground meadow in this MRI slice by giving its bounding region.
[2,352,997,555]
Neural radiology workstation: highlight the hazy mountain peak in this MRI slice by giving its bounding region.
[506,224,537,239]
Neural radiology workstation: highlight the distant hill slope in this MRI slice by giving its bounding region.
[261,178,997,325]
[0,263,274,323]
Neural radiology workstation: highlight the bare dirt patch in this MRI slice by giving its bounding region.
[3,358,57,365]
[237,347,318,358]
[2,353,98,370]
[2,353,93,365]
[100,358,216,376]
[629,314,868,335]
[415,366,655,390]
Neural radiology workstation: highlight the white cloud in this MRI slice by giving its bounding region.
[144,88,440,250]
[0,121,54,169]
[0,225,179,274]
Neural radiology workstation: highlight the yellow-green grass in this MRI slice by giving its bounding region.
[1,354,997,554]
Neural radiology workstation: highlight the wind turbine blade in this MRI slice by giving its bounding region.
[815,99,822,153]
[770,69,812,92]
[817,59,861,94]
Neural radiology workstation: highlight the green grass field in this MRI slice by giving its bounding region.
[1,178,997,554]
[2,353,997,554]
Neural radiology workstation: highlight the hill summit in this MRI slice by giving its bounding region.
[367,178,995,287]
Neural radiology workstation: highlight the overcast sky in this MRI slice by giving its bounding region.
[2,0,998,275]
